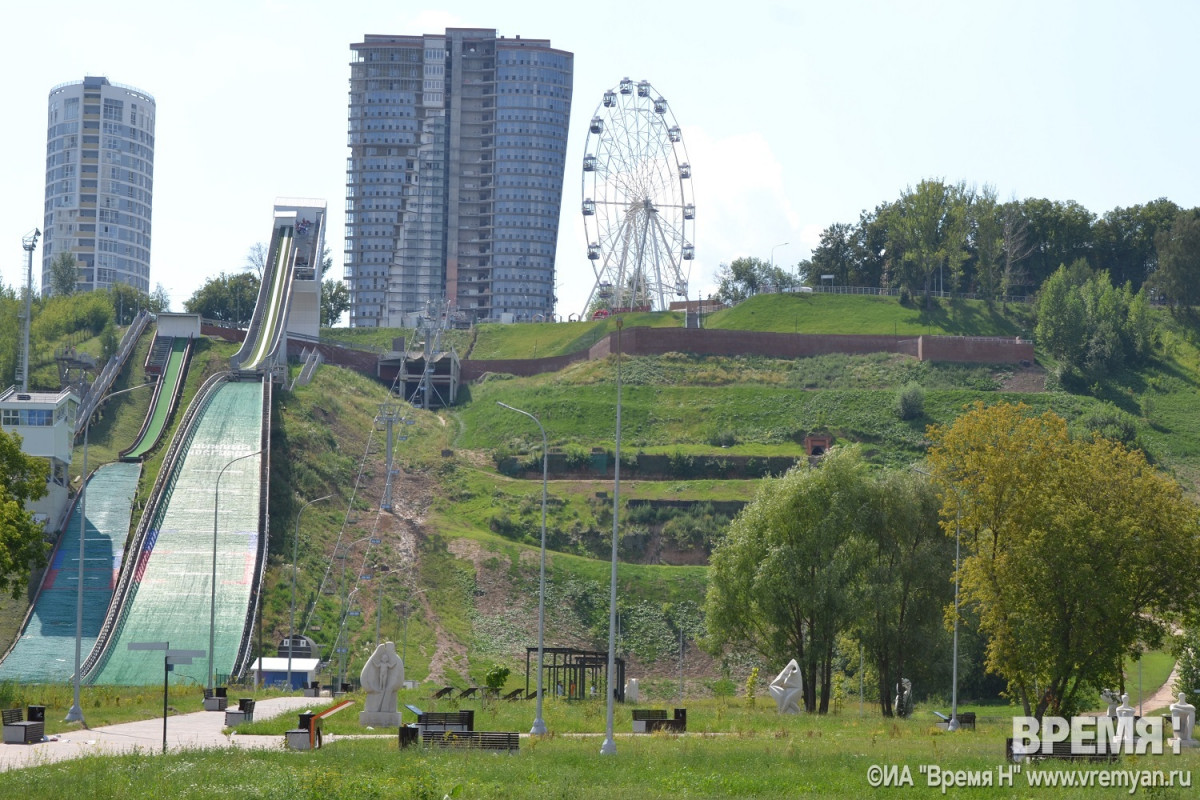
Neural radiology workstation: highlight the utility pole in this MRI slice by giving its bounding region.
[375,403,402,511]
[18,229,40,392]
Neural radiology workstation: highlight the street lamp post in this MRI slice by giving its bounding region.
[497,401,549,736]
[288,494,330,691]
[601,318,624,756]
[912,465,962,731]
[770,241,789,278]
[211,448,263,690]
[66,380,150,724]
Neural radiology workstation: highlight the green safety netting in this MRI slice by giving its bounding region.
[122,337,189,460]
[92,380,264,685]
[0,461,141,683]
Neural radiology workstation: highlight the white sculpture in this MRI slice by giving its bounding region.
[1171,692,1197,747]
[1116,693,1136,718]
[768,659,804,714]
[625,678,639,703]
[1100,688,1121,716]
[358,641,405,726]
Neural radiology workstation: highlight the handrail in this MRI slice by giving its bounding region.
[75,309,151,435]
[82,371,231,679]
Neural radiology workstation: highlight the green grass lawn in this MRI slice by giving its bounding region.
[5,693,1199,798]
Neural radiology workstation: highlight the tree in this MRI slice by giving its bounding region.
[706,446,870,712]
[809,223,856,286]
[886,180,971,304]
[1152,209,1200,311]
[1015,198,1096,289]
[48,252,78,297]
[321,279,350,327]
[925,402,1200,719]
[969,186,1005,301]
[183,272,260,325]
[245,243,268,279]
[149,283,171,313]
[857,470,953,716]
[0,428,51,598]
[1092,199,1179,290]
[714,257,772,303]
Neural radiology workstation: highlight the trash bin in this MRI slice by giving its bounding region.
[239,698,255,715]
[340,682,351,694]
[399,724,418,748]
[215,687,228,699]
[298,712,316,732]
[26,706,45,723]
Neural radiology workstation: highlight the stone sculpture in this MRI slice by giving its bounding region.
[893,678,913,719]
[625,678,640,704]
[1171,692,1197,747]
[768,659,804,714]
[1100,688,1120,716]
[358,641,405,727]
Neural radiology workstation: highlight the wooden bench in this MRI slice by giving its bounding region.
[2,709,44,745]
[422,730,519,752]
[933,711,976,730]
[1006,737,1119,762]
[416,709,474,733]
[632,708,686,733]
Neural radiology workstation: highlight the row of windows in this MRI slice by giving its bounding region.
[1,408,54,426]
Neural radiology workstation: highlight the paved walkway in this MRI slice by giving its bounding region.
[0,696,323,772]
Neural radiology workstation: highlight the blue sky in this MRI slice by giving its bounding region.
[2,0,1198,320]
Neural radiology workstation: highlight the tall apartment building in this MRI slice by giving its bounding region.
[43,76,156,295]
[346,29,573,327]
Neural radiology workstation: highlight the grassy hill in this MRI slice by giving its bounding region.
[6,291,1200,701]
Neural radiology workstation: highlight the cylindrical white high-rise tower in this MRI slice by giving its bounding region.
[43,76,155,295]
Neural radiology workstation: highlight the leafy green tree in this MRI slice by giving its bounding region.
[183,272,260,325]
[1152,209,1200,311]
[0,428,51,598]
[969,186,1005,301]
[886,180,970,304]
[321,279,350,327]
[47,252,78,297]
[714,257,772,303]
[1092,198,1179,289]
[1035,262,1091,373]
[1014,198,1096,290]
[857,469,953,716]
[706,446,871,712]
[108,283,148,325]
[809,223,856,286]
[926,402,1200,719]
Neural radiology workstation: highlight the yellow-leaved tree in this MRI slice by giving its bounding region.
[926,402,1200,719]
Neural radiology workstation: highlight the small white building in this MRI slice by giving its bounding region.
[0,386,78,528]
[247,657,321,691]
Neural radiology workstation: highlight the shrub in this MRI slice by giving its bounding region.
[894,381,925,420]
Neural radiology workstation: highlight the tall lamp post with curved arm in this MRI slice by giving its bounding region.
[65,380,151,724]
[912,465,962,731]
[496,401,549,736]
[210,448,263,691]
[288,494,330,691]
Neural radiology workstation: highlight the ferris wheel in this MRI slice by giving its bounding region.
[581,77,695,316]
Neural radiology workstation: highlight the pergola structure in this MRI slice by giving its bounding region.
[525,647,625,702]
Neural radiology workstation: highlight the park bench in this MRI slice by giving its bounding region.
[422,730,519,752]
[932,711,976,730]
[431,686,455,699]
[2,708,44,745]
[224,698,256,726]
[632,708,686,733]
[203,687,228,712]
[502,688,525,701]
[457,687,479,700]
